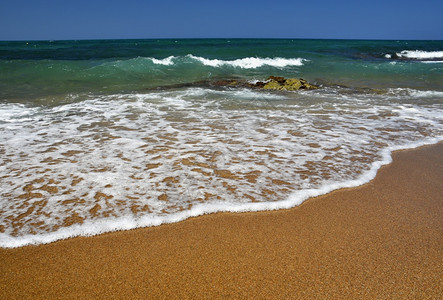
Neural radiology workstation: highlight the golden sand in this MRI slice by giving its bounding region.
[1,143,442,299]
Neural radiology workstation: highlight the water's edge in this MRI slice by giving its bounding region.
[1,137,440,248]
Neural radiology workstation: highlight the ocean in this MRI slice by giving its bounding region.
[0,39,442,247]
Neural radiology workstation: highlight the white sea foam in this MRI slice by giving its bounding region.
[151,56,175,65]
[0,88,441,248]
[396,50,443,60]
[110,55,305,69]
[187,55,306,68]
[0,104,41,123]
[386,88,443,98]
[0,136,440,249]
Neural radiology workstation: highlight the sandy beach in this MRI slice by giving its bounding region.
[1,142,442,299]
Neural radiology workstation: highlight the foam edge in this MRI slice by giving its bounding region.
[0,137,441,249]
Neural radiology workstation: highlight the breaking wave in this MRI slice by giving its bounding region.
[147,55,307,69]
[185,55,306,68]
[385,50,443,62]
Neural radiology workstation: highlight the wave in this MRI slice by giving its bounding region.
[385,50,443,61]
[151,56,175,66]
[94,55,306,75]
[186,55,306,69]
[0,54,307,99]
[146,55,306,69]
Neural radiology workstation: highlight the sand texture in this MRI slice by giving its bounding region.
[1,143,442,299]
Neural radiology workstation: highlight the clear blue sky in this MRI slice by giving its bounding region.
[1,0,442,40]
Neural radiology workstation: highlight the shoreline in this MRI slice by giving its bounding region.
[1,142,442,298]
[2,139,441,249]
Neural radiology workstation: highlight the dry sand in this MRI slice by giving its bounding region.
[1,143,442,299]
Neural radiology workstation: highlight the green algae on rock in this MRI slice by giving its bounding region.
[263,76,319,91]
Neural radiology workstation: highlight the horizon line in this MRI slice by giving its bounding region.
[1,37,442,42]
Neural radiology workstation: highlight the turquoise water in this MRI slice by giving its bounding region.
[0,39,442,247]
[1,39,442,102]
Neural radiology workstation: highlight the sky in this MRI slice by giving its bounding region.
[0,0,442,41]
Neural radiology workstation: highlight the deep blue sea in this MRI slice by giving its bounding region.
[0,39,442,247]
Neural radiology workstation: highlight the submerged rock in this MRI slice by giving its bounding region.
[213,76,319,91]
[263,77,318,91]
[150,76,319,91]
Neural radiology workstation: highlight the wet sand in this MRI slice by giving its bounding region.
[1,142,442,299]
